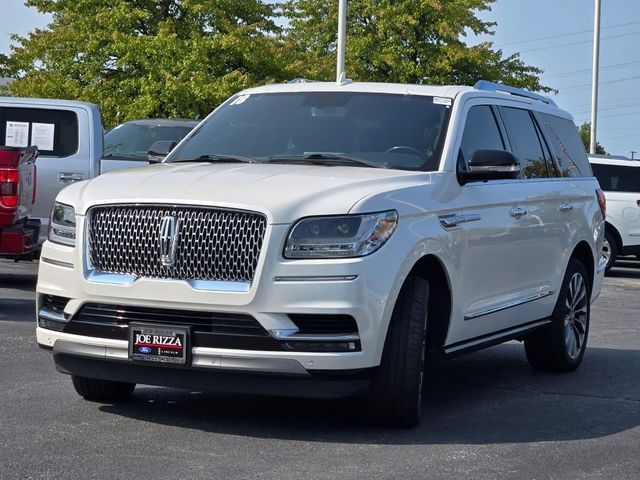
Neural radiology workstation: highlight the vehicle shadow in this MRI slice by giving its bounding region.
[0,260,38,321]
[0,271,37,291]
[0,298,35,321]
[99,344,640,445]
[608,259,640,279]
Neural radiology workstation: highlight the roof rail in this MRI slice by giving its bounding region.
[288,78,317,84]
[474,80,557,107]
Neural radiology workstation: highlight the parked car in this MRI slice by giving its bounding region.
[101,119,199,174]
[589,154,640,271]
[0,97,103,244]
[36,80,606,427]
[0,146,38,259]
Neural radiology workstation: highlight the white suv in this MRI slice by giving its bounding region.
[589,155,640,271]
[36,80,606,427]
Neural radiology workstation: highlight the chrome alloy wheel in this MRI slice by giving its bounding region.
[564,272,588,360]
[601,238,612,266]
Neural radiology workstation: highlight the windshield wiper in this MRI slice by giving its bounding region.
[267,152,387,169]
[174,153,256,164]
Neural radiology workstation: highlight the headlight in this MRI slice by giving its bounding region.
[49,202,76,246]
[284,210,398,259]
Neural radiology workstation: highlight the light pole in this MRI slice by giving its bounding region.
[590,0,601,154]
[336,0,347,83]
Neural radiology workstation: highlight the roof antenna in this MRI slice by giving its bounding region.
[336,0,348,84]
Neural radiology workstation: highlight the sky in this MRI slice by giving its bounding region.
[1,0,639,157]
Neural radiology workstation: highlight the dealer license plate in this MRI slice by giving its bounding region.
[129,323,189,365]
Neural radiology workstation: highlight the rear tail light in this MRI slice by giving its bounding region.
[0,168,19,208]
[596,189,606,218]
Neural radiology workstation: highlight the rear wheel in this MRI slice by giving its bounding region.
[524,258,590,372]
[602,230,617,273]
[364,275,429,428]
[71,375,135,402]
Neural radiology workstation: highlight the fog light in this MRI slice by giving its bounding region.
[38,316,66,331]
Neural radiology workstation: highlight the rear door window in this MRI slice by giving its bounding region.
[500,107,552,179]
[0,107,79,157]
[536,113,592,177]
[591,163,640,192]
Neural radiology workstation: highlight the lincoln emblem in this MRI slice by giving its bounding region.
[159,215,179,267]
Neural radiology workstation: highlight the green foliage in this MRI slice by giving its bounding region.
[578,122,607,154]
[2,0,552,127]
[1,0,286,128]
[283,0,550,91]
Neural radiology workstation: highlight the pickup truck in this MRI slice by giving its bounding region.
[0,98,200,250]
[0,145,39,259]
[0,97,103,244]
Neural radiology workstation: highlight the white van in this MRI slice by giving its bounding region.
[589,155,640,271]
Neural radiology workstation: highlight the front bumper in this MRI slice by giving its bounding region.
[52,349,371,399]
[36,223,404,379]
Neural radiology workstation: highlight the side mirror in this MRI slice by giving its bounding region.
[147,141,177,164]
[458,149,520,184]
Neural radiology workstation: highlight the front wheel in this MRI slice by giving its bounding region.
[524,258,590,372]
[364,275,429,428]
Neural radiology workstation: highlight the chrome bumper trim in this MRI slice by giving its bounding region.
[38,307,69,323]
[41,257,74,269]
[52,340,310,376]
[269,329,359,342]
[84,269,251,292]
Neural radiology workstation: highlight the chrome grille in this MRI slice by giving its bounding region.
[87,205,267,283]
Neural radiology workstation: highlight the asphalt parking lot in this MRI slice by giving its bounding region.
[1,259,639,480]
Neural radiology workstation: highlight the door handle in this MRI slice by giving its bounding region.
[59,172,84,182]
[510,207,528,218]
[559,203,574,212]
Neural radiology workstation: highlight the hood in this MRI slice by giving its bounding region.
[61,162,428,223]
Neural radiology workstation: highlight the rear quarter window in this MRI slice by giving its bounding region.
[0,107,79,157]
[591,163,640,192]
[536,113,592,177]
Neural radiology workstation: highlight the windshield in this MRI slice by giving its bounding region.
[104,123,195,158]
[169,92,451,170]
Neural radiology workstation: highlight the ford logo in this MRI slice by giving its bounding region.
[139,346,152,354]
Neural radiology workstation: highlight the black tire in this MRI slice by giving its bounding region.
[524,258,590,372]
[603,230,617,273]
[364,275,429,428]
[71,375,135,402]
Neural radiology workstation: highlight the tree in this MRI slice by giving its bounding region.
[1,0,286,128]
[578,122,607,155]
[2,0,553,128]
[282,0,550,91]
